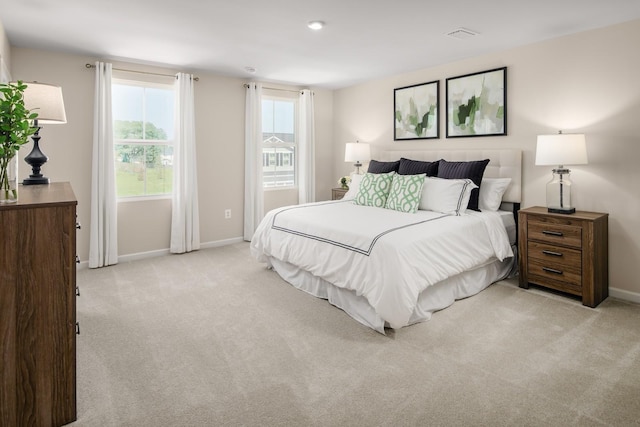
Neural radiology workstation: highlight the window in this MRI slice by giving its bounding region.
[262,95,297,188]
[112,80,175,198]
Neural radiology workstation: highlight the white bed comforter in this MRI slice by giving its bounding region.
[250,200,513,329]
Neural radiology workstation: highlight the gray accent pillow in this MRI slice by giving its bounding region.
[367,159,400,174]
[398,158,439,176]
[437,159,490,211]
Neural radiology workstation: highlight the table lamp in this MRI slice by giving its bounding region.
[535,131,588,214]
[344,141,370,174]
[21,82,67,185]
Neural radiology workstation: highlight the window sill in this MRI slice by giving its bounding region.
[264,186,298,192]
[117,195,172,203]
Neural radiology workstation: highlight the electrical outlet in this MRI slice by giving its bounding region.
[224,209,231,219]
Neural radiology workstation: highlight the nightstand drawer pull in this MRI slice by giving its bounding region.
[542,267,563,275]
[542,250,563,257]
[542,230,564,237]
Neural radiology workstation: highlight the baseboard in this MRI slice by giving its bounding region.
[77,237,245,269]
[200,236,245,249]
[609,287,640,304]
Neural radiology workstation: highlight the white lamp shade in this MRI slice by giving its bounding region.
[535,133,588,166]
[344,142,371,163]
[22,82,67,124]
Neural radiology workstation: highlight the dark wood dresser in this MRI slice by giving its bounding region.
[518,206,609,307]
[0,182,78,426]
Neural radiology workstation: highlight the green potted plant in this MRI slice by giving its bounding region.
[339,175,351,189]
[0,81,38,203]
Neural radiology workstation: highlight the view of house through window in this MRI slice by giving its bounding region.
[112,80,175,198]
[262,95,297,188]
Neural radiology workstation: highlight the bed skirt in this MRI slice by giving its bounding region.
[267,249,516,334]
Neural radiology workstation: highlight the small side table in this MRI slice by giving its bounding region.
[332,187,348,200]
[518,206,609,307]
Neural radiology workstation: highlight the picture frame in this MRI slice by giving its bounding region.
[394,80,439,140]
[446,67,506,138]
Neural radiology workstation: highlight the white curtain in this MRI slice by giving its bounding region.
[243,82,264,241]
[89,61,118,268]
[170,73,200,253]
[298,89,316,204]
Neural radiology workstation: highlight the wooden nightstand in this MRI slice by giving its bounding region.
[332,187,348,200]
[518,206,609,307]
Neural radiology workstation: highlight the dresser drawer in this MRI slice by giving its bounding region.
[527,259,582,294]
[527,241,581,268]
[528,220,582,249]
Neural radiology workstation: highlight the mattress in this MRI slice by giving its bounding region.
[498,209,517,245]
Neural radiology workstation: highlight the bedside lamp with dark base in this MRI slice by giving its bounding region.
[23,120,50,185]
[20,82,67,185]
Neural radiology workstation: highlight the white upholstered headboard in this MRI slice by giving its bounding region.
[379,149,522,203]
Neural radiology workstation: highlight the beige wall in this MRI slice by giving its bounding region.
[333,19,640,298]
[10,48,334,261]
[0,20,10,77]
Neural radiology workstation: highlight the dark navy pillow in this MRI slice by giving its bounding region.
[437,159,490,211]
[367,159,400,174]
[398,158,440,176]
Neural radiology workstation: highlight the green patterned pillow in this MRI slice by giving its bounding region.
[385,173,426,213]
[354,172,395,208]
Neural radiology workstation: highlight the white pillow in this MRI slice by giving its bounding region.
[478,178,512,211]
[419,177,477,216]
[343,174,364,200]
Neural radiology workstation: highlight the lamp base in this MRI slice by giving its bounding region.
[548,206,575,214]
[23,176,50,185]
[23,126,50,186]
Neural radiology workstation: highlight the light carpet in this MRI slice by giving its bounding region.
[71,242,640,426]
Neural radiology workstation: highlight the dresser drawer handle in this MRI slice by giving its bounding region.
[542,250,563,257]
[542,230,563,237]
[76,286,80,296]
[76,255,80,264]
[76,322,81,335]
[542,267,563,275]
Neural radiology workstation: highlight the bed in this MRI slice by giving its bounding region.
[251,149,521,333]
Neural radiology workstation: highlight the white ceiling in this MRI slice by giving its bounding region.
[2,0,640,89]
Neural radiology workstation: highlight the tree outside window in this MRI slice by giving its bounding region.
[112,81,175,198]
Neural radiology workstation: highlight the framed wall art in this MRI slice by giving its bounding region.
[394,80,439,140]
[446,67,506,138]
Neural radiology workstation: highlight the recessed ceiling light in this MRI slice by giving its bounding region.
[307,21,325,30]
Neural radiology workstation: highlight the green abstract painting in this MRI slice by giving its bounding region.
[394,80,439,140]
[446,67,506,138]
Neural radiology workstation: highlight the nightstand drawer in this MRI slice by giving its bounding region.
[528,259,582,294]
[527,241,581,267]
[528,220,582,249]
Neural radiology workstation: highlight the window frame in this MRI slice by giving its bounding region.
[112,78,176,202]
[261,91,299,191]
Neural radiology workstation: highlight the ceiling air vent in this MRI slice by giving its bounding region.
[446,28,478,40]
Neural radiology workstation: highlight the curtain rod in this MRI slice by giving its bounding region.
[85,63,199,81]
[243,83,303,94]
